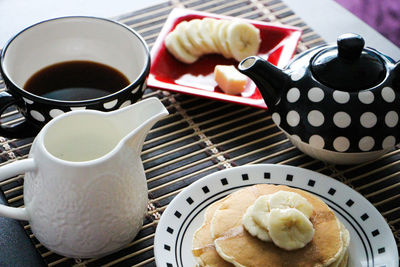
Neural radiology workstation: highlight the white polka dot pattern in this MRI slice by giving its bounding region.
[290,68,306,81]
[307,87,324,102]
[309,135,325,149]
[307,110,324,127]
[119,100,132,109]
[291,135,301,142]
[30,110,45,122]
[381,87,395,103]
[276,80,398,153]
[104,99,118,109]
[49,109,64,118]
[272,112,281,125]
[358,90,374,104]
[14,80,146,135]
[333,112,351,128]
[333,136,350,152]
[360,112,377,128]
[286,110,300,127]
[70,107,86,110]
[286,88,300,103]
[131,85,141,94]
[23,97,34,104]
[385,111,398,128]
[333,91,350,104]
[359,136,375,151]
[141,81,147,92]
[382,136,396,149]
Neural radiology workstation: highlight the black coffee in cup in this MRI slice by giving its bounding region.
[0,16,150,138]
[24,60,130,101]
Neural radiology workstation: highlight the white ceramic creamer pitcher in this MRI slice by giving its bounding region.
[0,97,168,258]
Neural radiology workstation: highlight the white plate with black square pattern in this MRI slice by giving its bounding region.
[154,164,398,267]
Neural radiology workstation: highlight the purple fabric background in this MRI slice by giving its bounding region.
[335,0,400,48]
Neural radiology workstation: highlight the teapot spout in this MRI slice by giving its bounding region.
[109,97,169,153]
[238,56,288,110]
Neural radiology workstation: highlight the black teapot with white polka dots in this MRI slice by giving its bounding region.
[239,33,399,164]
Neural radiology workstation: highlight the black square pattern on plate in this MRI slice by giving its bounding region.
[221,178,228,185]
[186,197,194,205]
[372,229,380,237]
[286,174,293,181]
[346,199,354,207]
[164,244,171,251]
[174,211,181,218]
[378,247,385,254]
[361,213,369,221]
[167,263,173,267]
[202,186,210,194]
[264,172,271,179]
[242,174,249,180]
[167,227,174,234]
[308,179,315,187]
[328,188,336,195]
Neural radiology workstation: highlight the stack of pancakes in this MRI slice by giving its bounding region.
[192,184,350,267]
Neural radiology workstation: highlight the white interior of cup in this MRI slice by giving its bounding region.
[2,17,148,89]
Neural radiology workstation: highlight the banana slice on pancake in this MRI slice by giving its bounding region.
[269,190,314,218]
[268,208,315,251]
[242,204,272,241]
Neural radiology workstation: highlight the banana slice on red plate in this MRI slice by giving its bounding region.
[165,17,261,63]
[164,30,198,64]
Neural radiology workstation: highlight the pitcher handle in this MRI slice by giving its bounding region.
[0,158,36,221]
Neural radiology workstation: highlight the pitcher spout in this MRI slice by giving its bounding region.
[238,56,288,110]
[109,97,169,153]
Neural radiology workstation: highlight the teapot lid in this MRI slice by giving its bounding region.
[311,33,386,91]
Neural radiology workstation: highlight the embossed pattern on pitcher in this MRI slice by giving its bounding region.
[24,147,148,258]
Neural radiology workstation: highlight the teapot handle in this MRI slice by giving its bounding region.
[0,158,36,221]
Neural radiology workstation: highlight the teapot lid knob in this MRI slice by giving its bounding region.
[311,33,386,91]
[337,33,364,60]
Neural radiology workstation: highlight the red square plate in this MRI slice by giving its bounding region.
[147,8,302,109]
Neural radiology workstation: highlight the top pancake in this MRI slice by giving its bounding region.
[211,184,344,267]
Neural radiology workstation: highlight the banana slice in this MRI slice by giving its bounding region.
[199,18,219,53]
[227,21,261,61]
[251,195,271,228]
[186,19,210,54]
[211,20,226,57]
[242,205,271,241]
[269,191,314,218]
[268,208,315,251]
[217,20,233,59]
[174,21,203,57]
[165,18,261,63]
[165,31,198,64]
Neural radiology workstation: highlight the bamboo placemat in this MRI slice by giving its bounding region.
[0,0,399,266]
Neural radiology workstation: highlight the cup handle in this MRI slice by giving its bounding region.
[0,158,36,221]
[0,91,40,138]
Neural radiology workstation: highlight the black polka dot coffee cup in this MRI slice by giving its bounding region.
[239,33,400,164]
[0,16,150,138]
